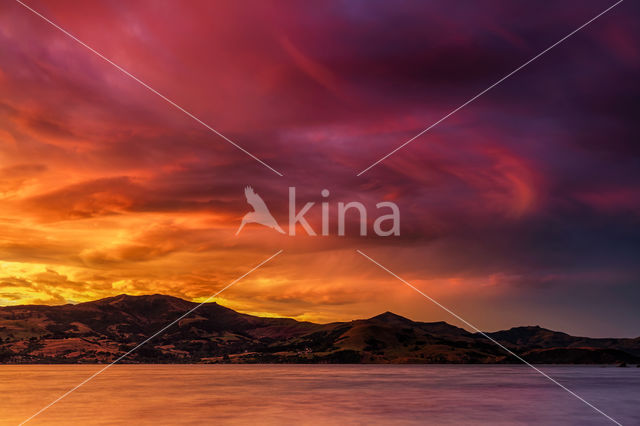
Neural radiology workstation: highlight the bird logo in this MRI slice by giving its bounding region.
[236,186,285,235]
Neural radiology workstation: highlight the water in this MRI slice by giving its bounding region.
[1,365,638,425]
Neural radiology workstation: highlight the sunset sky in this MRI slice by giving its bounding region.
[1,0,638,337]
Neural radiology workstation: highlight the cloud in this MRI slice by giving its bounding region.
[0,163,47,195]
[22,177,139,220]
[0,0,638,335]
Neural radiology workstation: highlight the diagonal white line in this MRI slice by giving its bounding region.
[14,0,284,177]
[19,249,284,426]
[357,0,624,176]
[356,249,622,425]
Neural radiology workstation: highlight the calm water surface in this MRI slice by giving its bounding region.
[1,365,638,425]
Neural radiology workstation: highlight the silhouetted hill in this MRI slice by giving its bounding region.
[484,326,640,357]
[0,294,638,364]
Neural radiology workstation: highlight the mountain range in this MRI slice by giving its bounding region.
[1,294,638,364]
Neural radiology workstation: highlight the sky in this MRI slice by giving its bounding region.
[0,0,638,337]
